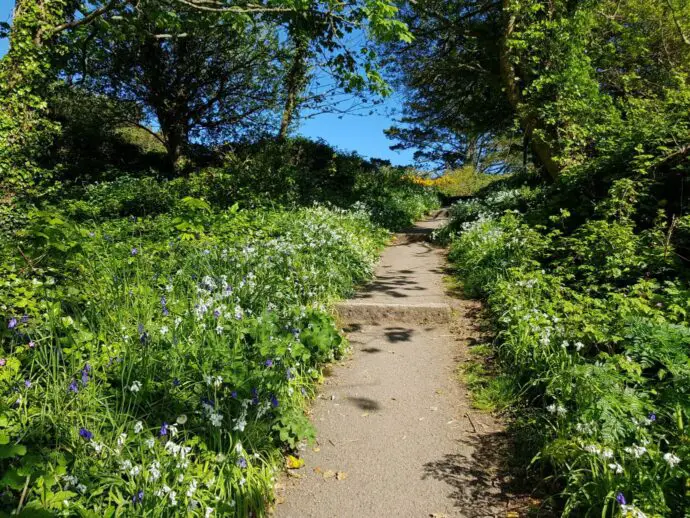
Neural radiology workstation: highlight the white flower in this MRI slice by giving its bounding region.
[215,324,224,335]
[601,449,614,459]
[210,412,223,427]
[235,442,243,453]
[129,380,142,393]
[574,341,585,352]
[186,479,198,498]
[117,433,127,448]
[165,284,173,292]
[664,452,681,467]
[160,326,169,336]
[178,474,184,483]
[205,507,214,518]
[169,424,179,437]
[91,441,104,453]
[177,414,188,425]
[561,340,569,349]
[168,490,178,506]
[76,484,87,493]
[129,465,141,477]
[174,316,183,327]
[608,462,624,474]
[239,477,246,487]
[134,421,144,434]
[584,445,600,454]
[148,462,161,481]
[621,504,648,518]
[624,445,647,458]
[119,460,133,472]
[145,437,155,449]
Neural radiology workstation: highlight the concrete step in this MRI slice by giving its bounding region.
[335,301,452,325]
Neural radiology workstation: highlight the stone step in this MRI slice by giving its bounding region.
[335,301,452,325]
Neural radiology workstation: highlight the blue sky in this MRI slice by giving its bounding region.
[0,1,416,166]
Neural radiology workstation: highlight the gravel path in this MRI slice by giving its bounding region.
[275,211,509,518]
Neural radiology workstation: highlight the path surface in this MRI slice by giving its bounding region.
[275,211,509,518]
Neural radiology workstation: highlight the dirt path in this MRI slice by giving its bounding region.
[275,211,509,518]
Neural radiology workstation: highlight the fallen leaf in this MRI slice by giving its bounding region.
[286,455,304,469]
[286,471,303,479]
[323,470,336,479]
[336,471,349,480]
[312,446,321,452]
[313,466,323,474]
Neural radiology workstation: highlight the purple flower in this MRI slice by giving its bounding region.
[172,378,181,387]
[132,490,144,504]
[265,359,274,368]
[131,248,138,256]
[69,379,79,393]
[159,422,169,436]
[79,427,93,441]
[270,395,279,408]
[213,309,221,318]
[0,358,6,367]
[21,315,29,324]
[237,457,247,469]
[24,379,31,388]
[648,412,657,422]
[616,492,626,506]
[8,318,17,329]
[28,341,35,349]
[231,391,238,399]
[81,365,90,386]
[286,368,294,380]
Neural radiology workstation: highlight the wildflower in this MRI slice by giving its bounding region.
[213,309,221,318]
[186,479,198,498]
[624,445,647,458]
[76,484,87,493]
[608,463,624,474]
[215,324,223,335]
[271,395,279,408]
[210,412,223,427]
[648,412,656,422]
[8,318,17,329]
[205,508,214,518]
[560,340,569,349]
[265,359,274,368]
[286,368,294,380]
[231,391,238,399]
[145,437,155,449]
[118,433,127,448]
[24,379,31,388]
[574,341,584,352]
[168,490,178,506]
[132,490,144,504]
[0,358,5,367]
[160,422,169,436]
[81,364,91,386]
[176,414,188,425]
[130,381,142,393]
[174,317,183,328]
[79,428,93,441]
[148,461,161,481]
[28,341,35,348]
[68,379,79,393]
[120,460,133,472]
[131,248,138,256]
[237,457,247,469]
[129,465,141,477]
[91,441,104,453]
[663,452,681,468]
[134,421,144,434]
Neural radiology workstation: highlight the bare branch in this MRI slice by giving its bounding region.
[50,0,130,36]
[174,0,294,13]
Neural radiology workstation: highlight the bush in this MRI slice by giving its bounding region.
[445,179,690,517]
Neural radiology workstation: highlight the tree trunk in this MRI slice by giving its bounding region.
[278,34,310,141]
[499,0,560,180]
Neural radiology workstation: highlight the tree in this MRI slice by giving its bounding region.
[388,0,690,178]
[67,2,281,169]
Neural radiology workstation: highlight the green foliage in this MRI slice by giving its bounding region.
[446,180,690,516]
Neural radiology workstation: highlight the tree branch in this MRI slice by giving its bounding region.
[50,0,130,36]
